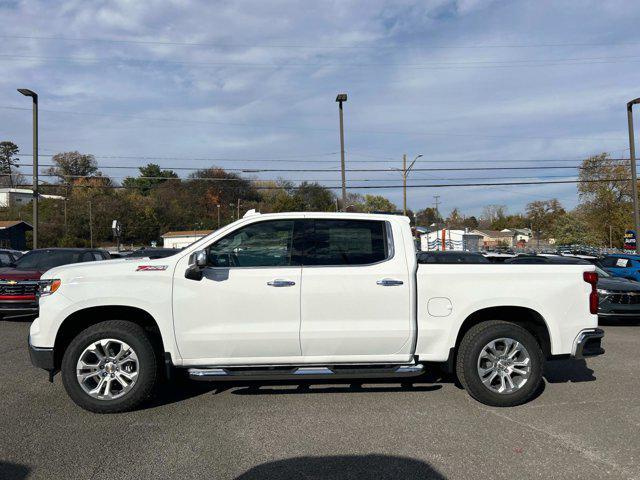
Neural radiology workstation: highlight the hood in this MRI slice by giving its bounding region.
[598,276,640,292]
[0,267,44,281]
[41,256,180,281]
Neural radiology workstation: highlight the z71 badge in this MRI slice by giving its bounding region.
[136,265,168,271]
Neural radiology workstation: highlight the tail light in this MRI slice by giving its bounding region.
[583,271,598,314]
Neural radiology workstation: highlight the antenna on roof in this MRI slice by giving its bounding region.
[243,209,260,218]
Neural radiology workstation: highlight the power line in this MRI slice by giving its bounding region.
[13,152,630,165]
[3,34,640,50]
[3,53,640,69]
[16,177,630,191]
[1,105,627,141]
[14,161,630,173]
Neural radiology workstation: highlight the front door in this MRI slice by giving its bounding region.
[173,219,303,364]
[299,219,414,362]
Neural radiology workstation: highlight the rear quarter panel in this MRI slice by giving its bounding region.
[415,264,597,361]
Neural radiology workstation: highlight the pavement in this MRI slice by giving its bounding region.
[1,319,639,480]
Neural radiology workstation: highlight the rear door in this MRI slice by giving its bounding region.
[299,218,413,362]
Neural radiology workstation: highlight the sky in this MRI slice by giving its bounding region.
[0,0,638,217]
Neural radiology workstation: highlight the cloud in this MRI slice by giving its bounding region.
[0,0,638,214]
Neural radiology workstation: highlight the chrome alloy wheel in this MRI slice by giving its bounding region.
[477,338,531,394]
[76,339,139,400]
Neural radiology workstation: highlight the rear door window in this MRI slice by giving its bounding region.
[305,219,389,266]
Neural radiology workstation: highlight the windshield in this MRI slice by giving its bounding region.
[595,266,611,278]
[14,251,83,271]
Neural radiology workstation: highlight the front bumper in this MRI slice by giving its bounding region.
[28,338,54,371]
[0,300,38,319]
[571,328,605,358]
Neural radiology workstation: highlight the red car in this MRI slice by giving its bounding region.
[0,248,110,319]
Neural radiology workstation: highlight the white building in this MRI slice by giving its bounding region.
[161,229,215,248]
[0,188,64,208]
[420,229,482,252]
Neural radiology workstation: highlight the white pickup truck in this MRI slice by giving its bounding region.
[28,212,604,413]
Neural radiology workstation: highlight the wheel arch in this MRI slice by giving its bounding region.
[53,305,165,370]
[454,306,552,360]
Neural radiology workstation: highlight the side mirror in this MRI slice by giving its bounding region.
[185,250,207,281]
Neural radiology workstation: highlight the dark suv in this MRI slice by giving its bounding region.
[0,248,110,319]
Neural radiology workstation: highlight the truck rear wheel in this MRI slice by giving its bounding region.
[61,320,159,413]
[456,320,543,407]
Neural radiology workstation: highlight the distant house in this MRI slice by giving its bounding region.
[161,229,215,248]
[472,229,516,248]
[0,188,64,208]
[0,220,33,250]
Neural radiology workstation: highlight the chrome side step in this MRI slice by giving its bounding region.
[188,364,424,382]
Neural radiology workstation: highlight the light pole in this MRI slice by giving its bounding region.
[216,204,221,229]
[336,93,347,211]
[402,153,423,216]
[627,98,640,254]
[17,88,38,248]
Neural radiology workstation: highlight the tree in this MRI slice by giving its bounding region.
[552,210,598,246]
[292,182,335,211]
[47,151,99,185]
[0,141,19,187]
[122,163,178,195]
[576,153,632,246]
[446,208,464,228]
[360,195,397,213]
[526,199,565,239]
[480,205,507,227]
[415,207,440,226]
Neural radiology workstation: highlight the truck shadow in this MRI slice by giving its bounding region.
[0,462,30,480]
[543,358,596,383]
[235,454,446,479]
[598,318,640,326]
[147,359,593,408]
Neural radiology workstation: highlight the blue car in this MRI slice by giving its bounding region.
[600,254,640,281]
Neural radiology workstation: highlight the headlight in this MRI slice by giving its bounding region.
[38,279,61,296]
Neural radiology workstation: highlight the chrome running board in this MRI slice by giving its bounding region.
[188,364,424,382]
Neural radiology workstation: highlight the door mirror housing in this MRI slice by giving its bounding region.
[185,250,208,281]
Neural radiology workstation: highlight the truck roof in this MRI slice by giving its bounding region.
[240,211,411,223]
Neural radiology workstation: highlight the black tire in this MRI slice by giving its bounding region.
[61,320,159,413]
[456,320,543,407]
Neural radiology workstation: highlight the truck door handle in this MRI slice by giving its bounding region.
[267,279,296,287]
[377,278,404,286]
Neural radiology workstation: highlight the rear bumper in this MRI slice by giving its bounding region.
[28,338,54,371]
[571,328,605,358]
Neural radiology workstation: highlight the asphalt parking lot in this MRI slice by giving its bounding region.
[1,320,639,480]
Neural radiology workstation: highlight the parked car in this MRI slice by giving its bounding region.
[599,254,640,281]
[29,212,603,413]
[0,248,110,319]
[0,248,22,267]
[418,251,490,264]
[505,255,640,321]
[126,247,181,259]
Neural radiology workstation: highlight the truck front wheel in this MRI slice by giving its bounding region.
[61,320,159,413]
[456,320,543,407]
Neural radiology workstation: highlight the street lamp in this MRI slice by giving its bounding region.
[398,154,422,216]
[17,88,38,248]
[336,93,347,211]
[628,97,640,254]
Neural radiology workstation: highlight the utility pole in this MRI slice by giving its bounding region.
[17,89,38,248]
[237,198,240,219]
[434,195,441,227]
[610,225,613,249]
[64,199,67,236]
[627,97,640,254]
[88,200,93,248]
[336,93,347,210]
[402,153,422,216]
